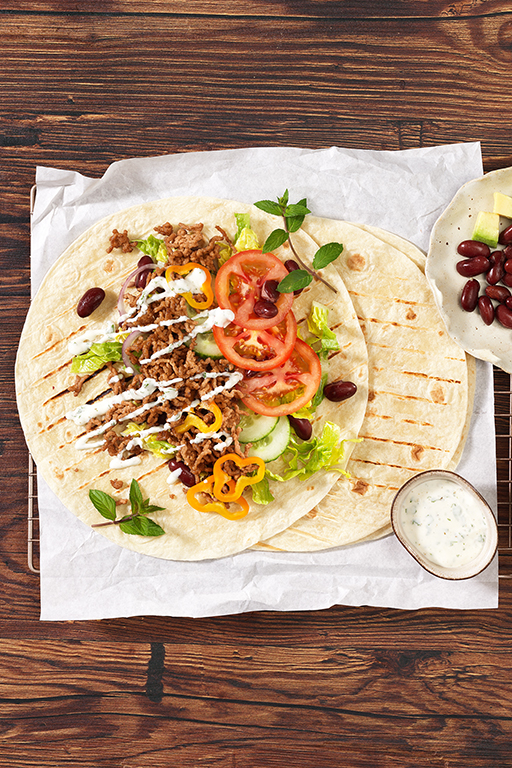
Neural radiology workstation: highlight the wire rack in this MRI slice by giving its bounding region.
[26,366,512,576]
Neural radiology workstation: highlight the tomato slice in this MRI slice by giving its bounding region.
[238,338,322,416]
[213,311,297,371]
[215,250,293,330]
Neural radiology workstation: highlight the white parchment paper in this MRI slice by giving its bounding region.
[30,143,499,619]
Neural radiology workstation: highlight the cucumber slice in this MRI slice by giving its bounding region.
[248,416,291,462]
[239,410,278,444]
[193,331,223,360]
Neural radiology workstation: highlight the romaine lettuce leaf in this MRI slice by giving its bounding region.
[307,301,340,355]
[250,477,275,505]
[234,213,261,251]
[136,235,167,263]
[70,341,123,374]
[265,421,354,483]
[122,423,177,459]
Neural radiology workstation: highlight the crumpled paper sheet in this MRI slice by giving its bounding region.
[31,143,498,619]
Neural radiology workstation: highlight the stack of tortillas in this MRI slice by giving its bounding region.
[255,218,474,552]
[15,196,473,559]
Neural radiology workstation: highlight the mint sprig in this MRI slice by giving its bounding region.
[89,479,165,537]
[254,191,342,294]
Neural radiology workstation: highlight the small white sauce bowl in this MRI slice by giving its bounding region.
[391,470,498,580]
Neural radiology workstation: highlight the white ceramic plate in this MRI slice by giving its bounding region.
[426,167,512,372]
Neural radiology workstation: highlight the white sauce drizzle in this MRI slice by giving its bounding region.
[399,478,488,568]
[139,307,234,363]
[68,322,117,356]
[68,268,243,466]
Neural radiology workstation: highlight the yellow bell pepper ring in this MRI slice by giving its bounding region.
[165,262,214,309]
[175,401,223,435]
[186,476,250,520]
[212,453,266,503]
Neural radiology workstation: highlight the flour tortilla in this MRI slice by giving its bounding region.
[16,197,368,561]
[256,219,473,552]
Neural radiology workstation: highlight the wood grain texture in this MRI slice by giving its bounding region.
[1,0,511,17]
[0,639,511,767]
[3,20,512,768]
[1,9,512,221]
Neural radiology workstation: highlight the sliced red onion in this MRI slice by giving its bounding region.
[117,264,157,317]
[122,330,142,372]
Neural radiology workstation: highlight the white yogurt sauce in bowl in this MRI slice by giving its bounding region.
[391,470,498,580]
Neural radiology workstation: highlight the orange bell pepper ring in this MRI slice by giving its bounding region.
[175,402,223,435]
[165,262,214,309]
[186,475,250,520]
[212,453,266,503]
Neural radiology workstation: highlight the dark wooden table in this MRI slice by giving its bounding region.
[3,2,512,765]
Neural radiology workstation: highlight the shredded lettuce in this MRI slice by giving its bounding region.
[234,212,261,251]
[250,477,275,505]
[136,235,167,263]
[122,423,177,459]
[265,421,354,483]
[70,341,123,374]
[307,301,341,356]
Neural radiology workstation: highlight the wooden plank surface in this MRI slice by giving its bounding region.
[1,639,512,767]
[2,0,511,17]
[3,3,512,765]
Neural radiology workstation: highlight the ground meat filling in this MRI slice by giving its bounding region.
[80,222,249,482]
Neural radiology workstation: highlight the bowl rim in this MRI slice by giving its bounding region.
[390,469,498,581]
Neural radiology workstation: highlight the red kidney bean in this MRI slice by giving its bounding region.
[135,255,154,288]
[486,261,505,285]
[478,296,495,325]
[460,279,479,312]
[485,284,511,302]
[77,287,105,317]
[323,380,357,402]
[496,303,512,328]
[288,415,312,441]
[167,460,196,487]
[457,240,491,258]
[499,225,512,245]
[503,245,512,259]
[456,256,490,277]
[506,296,512,310]
[253,299,279,319]
[503,273,512,288]
[261,279,280,303]
[504,259,512,274]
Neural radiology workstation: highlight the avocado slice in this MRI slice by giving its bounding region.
[494,192,512,219]
[472,211,500,248]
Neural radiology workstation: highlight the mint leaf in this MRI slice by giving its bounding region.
[88,489,117,521]
[312,242,344,270]
[278,189,289,207]
[277,270,312,293]
[119,516,165,537]
[262,228,289,253]
[129,479,144,515]
[286,198,309,233]
[254,200,283,217]
[285,202,310,217]
[140,502,166,515]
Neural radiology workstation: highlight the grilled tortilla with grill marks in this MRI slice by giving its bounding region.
[255,219,474,551]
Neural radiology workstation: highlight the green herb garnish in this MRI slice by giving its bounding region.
[254,190,343,294]
[89,479,165,537]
